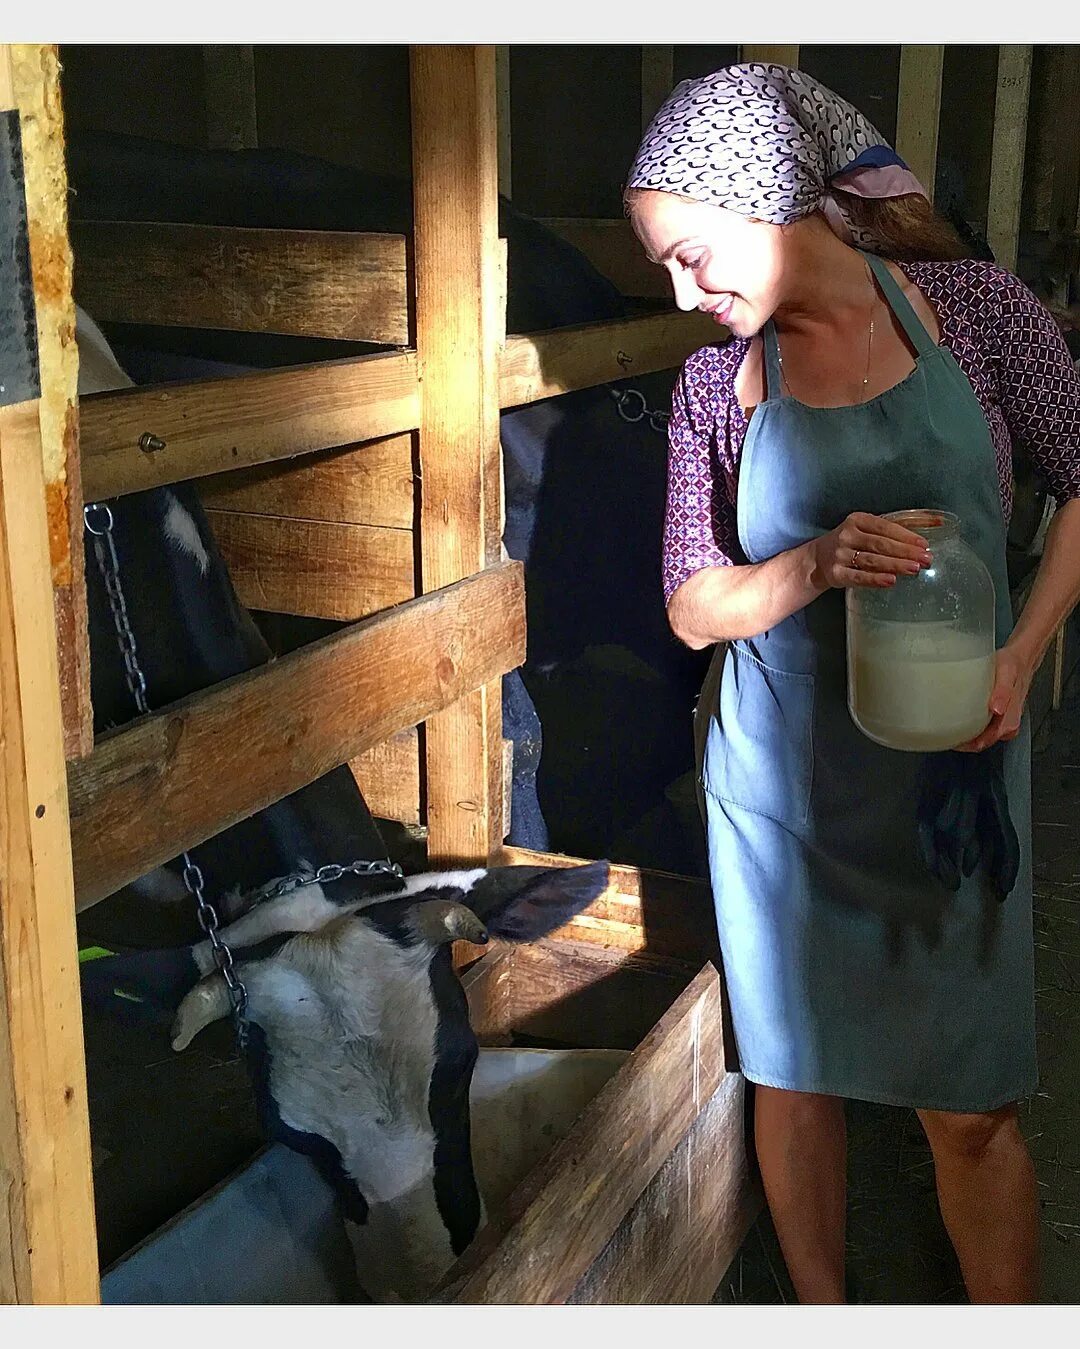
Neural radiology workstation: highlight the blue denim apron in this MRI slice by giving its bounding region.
[702,253,1037,1112]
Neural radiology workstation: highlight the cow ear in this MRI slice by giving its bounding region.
[474,861,610,943]
[171,973,232,1050]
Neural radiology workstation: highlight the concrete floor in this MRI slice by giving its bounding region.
[716,654,1080,1306]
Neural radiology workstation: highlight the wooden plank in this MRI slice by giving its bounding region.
[987,46,1033,273]
[349,726,420,826]
[500,310,717,407]
[67,560,524,908]
[0,398,98,1302]
[202,45,258,151]
[206,510,414,621]
[641,47,674,132]
[896,45,945,203]
[9,45,92,760]
[494,845,717,965]
[197,434,415,529]
[496,46,512,199]
[568,1074,758,1303]
[540,218,673,300]
[411,46,505,868]
[70,220,409,345]
[78,349,419,501]
[442,963,725,1302]
[740,46,800,68]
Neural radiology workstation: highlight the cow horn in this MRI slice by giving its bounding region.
[171,973,232,1051]
[411,900,489,948]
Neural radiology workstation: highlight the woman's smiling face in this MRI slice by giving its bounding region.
[628,189,787,339]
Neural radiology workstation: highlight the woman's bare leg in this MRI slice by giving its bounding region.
[753,1085,849,1303]
[917,1104,1040,1303]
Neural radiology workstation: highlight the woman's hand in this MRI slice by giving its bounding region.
[955,644,1037,753]
[808,512,934,590]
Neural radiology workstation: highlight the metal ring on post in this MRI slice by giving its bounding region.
[83,502,115,536]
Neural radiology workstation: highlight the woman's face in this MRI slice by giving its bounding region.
[629,190,786,339]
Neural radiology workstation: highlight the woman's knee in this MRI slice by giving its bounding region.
[917,1103,1021,1162]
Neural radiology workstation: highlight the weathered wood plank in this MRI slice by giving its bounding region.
[500,310,717,407]
[494,844,718,965]
[896,45,945,203]
[987,46,1033,273]
[740,45,800,67]
[197,435,415,530]
[568,1073,759,1303]
[539,218,673,300]
[412,46,505,867]
[206,510,414,621]
[202,45,258,151]
[70,220,409,345]
[443,962,725,1302]
[641,46,674,131]
[9,44,92,760]
[78,349,419,502]
[349,726,421,827]
[0,397,98,1302]
[68,560,525,908]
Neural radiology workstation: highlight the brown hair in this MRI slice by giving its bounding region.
[624,186,975,264]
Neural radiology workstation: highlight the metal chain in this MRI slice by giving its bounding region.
[609,385,671,435]
[85,500,252,1048]
[83,500,406,1052]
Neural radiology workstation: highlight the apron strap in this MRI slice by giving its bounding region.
[762,320,783,399]
[863,251,938,358]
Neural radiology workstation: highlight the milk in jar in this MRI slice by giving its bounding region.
[845,509,996,752]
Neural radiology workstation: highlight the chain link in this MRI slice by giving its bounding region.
[252,859,404,908]
[609,385,671,435]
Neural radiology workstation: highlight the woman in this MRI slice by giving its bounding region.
[625,64,1080,1304]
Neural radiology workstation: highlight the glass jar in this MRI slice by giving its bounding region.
[846,509,996,752]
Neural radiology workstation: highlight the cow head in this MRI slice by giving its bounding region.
[102,860,608,1301]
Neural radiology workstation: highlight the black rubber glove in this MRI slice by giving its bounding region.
[915,741,1020,901]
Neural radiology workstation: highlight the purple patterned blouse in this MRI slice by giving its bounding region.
[663,260,1080,604]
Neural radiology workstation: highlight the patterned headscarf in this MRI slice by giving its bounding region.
[626,63,927,252]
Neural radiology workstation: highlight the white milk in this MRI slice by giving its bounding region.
[849,621,994,751]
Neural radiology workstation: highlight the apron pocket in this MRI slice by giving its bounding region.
[703,642,815,827]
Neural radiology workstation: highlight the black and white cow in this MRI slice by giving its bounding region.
[77,310,609,1300]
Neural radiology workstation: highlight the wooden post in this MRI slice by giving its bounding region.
[896,46,944,204]
[7,45,91,760]
[203,45,258,151]
[496,46,512,199]
[987,46,1033,273]
[640,47,674,132]
[740,45,800,68]
[410,46,506,867]
[0,47,98,1302]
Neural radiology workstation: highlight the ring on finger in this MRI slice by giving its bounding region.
[851,549,862,570]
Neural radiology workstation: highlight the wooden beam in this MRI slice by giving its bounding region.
[0,404,98,1299]
[442,963,726,1302]
[202,45,258,151]
[196,434,415,529]
[740,45,800,68]
[68,560,524,908]
[206,509,414,621]
[9,45,92,760]
[987,46,1033,273]
[496,46,512,199]
[411,46,505,868]
[71,220,409,345]
[79,349,419,502]
[540,217,672,300]
[349,726,421,827]
[896,45,944,203]
[500,310,717,407]
[641,47,674,132]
